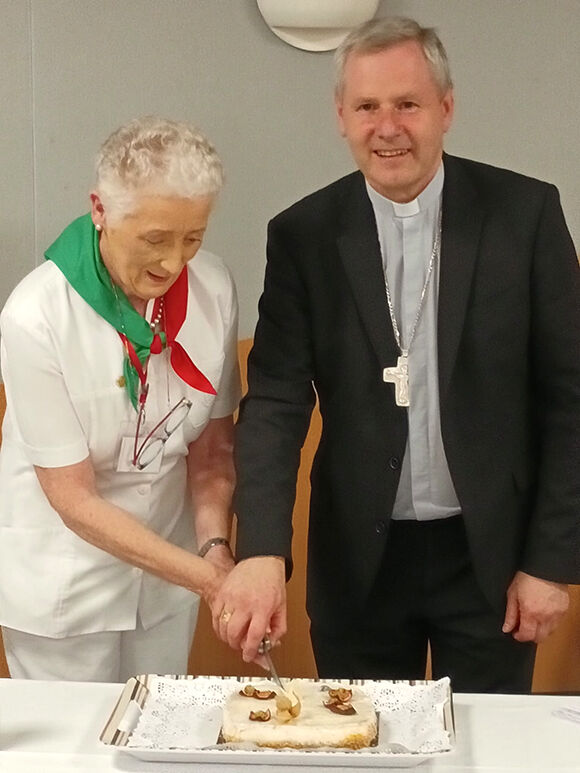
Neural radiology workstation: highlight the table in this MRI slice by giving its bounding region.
[1,678,578,771]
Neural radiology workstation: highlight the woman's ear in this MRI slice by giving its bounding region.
[90,192,106,230]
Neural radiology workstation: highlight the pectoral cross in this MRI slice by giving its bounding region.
[383,354,410,407]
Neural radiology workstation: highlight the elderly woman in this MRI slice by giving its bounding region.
[0,117,241,681]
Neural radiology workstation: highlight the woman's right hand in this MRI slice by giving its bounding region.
[33,457,236,606]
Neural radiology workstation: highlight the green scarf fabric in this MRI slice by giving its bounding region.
[45,213,163,409]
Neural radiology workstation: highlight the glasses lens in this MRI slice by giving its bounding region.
[133,399,192,469]
[137,438,164,469]
[165,402,191,434]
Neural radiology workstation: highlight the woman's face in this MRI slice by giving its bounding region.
[94,194,214,309]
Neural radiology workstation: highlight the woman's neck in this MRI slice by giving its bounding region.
[128,296,147,316]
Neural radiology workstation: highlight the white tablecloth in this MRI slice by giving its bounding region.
[1,678,578,771]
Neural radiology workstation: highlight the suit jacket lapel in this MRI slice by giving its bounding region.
[336,173,400,368]
[438,155,484,399]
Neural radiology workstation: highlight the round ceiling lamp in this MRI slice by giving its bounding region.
[257,0,380,52]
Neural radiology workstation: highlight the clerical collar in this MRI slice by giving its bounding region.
[365,162,444,218]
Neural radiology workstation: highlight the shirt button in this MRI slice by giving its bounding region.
[388,456,400,470]
[375,520,387,535]
[137,485,148,496]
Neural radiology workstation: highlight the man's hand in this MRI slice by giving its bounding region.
[502,571,569,642]
[211,555,287,663]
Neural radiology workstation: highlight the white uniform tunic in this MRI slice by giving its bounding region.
[0,249,241,638]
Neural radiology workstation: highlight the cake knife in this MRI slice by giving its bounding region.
[260,637,286,693]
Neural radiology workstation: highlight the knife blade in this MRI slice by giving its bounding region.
[260,637,286,693]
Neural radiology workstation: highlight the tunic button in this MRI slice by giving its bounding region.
[137,486,148,496]
[388,456,400,470]
[375,520,386,535]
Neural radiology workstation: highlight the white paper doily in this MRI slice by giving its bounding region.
[127,676,452,754]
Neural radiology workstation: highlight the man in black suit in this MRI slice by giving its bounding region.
[213,17,579,692]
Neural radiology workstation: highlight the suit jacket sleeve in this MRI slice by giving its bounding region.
[234,215,316,566]
[520,183,580,582]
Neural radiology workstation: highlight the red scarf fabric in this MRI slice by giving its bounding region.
[119,267,216,398]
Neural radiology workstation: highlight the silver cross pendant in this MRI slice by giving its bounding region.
[383,354,410,407]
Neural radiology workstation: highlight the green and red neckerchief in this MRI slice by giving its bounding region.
[45,213,216,410]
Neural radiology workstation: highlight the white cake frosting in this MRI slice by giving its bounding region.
[221,679,377,750]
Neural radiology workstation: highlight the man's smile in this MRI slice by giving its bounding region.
[374,148,410,158]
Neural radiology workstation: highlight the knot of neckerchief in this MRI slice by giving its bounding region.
[45,213,216,410]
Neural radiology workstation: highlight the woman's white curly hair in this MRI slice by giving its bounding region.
[94,116,224,221]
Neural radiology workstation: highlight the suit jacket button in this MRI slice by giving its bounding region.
[389,456,400,470]
[375,520,386,535]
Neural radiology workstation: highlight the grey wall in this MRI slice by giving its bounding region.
[1,0,578,337]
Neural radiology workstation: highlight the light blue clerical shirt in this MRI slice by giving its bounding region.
[366,164,461,520]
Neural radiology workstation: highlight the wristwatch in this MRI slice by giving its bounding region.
[198,536,230,558]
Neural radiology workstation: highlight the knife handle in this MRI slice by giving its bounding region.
[258,636,272,654]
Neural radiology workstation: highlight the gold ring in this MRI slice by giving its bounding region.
[221,609,233,623]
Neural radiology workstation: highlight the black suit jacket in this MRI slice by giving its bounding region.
[235,154,580,627]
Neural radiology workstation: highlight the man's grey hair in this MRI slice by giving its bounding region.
[334,17,453,97]
[94,116,224,222]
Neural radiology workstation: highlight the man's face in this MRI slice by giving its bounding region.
[336,40,454,203]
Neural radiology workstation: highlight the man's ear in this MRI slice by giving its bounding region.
[441,89,455,134]
[335,98,347,138]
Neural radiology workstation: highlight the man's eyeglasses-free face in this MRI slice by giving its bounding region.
[133,397,192,470]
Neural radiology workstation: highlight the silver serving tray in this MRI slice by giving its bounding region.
[100,674,455,768]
